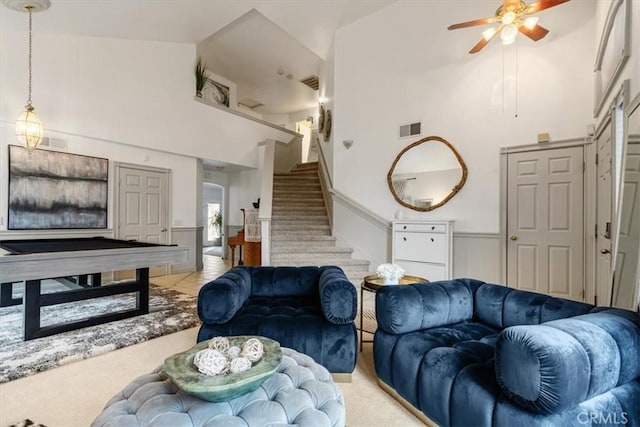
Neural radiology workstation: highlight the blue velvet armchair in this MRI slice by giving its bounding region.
[197,265,357,375]
[374,278,640,426]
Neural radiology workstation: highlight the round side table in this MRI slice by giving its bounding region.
[359,274,428,351]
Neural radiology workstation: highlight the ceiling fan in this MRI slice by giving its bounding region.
[448,0,570,54]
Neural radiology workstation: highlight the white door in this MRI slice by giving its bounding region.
[117,165,170,277]
[506,146,584,301]
[612,142,640,308]
[595,123,614,305]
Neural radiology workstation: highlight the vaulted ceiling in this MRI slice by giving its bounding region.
[0,0,396,114]
[0,0,594,115]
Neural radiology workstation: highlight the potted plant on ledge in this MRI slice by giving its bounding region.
[195,57,208,98]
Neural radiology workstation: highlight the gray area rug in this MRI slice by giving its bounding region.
[0,282,198,384]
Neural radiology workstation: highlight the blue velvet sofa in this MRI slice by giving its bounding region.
[197,265,357,375]
[374,278,640,426]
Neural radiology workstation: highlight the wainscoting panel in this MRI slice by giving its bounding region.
[170,227,200,274]
[453,232,500,283]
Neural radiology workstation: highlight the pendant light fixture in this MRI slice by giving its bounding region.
[2,0,51,151]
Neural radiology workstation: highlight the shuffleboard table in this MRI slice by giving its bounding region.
[0,237,188,340]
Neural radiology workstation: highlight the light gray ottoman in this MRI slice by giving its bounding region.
[92,347,345,427]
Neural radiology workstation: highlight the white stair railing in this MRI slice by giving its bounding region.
[258,139,276,265]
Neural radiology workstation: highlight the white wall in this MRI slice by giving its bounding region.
[0,30,295,260]
[325,1,596,280]
[332,1,596,233]
[226,147,264,227]
[0,30,294,169]
[0,124,198,230]
[593,0,640,123]
[319,41,335,178]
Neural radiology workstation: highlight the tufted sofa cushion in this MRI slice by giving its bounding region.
[318,266,357,325]
[496,309,640,414]
[92,348,346,427]
[197,266,357,374]
[374,279,640,427]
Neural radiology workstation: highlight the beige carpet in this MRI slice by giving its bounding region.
[0,328,423,427]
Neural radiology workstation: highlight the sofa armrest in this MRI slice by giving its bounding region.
[318,266,357,325]
[496,309,640,414]
[197,267,252,324]
[375,279,476,334]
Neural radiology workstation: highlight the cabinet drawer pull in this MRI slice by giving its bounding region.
[431,238,434,242]
[403,225,407,230]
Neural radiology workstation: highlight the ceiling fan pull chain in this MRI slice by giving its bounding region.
[502,45,505,113]
[515,38,519,118]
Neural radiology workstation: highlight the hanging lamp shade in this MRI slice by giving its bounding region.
[16,104,44,150]
[2,0,50,151]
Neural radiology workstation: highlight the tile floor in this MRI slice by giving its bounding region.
[151,254,231,295]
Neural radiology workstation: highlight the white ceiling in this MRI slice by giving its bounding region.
[198,9,324,115]
[0,0,589,116]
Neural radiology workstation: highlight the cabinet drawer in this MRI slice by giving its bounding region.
[395,260,447,282]
[393,222,447,233]
[394,232,446,264]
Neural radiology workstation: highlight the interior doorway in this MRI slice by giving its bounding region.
[202,183,224,258]
[500,141,587,302]
[296,118,316,163]
[114,163,170,277]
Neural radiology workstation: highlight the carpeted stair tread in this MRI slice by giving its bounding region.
[271,215,328,221]
[272,191,323,198]
[273,182,321,189]
[269,162,370,279]
[272,207,326,213]
[271,246,353,254]
[271,234,336,242]
[271,258,370,267]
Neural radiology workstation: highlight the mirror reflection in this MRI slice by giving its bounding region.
[387,136,467,212]
[612,95,640,310]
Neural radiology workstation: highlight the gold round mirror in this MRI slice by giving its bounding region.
[387,136,467,212]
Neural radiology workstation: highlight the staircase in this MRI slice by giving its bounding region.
[270,162,371,283]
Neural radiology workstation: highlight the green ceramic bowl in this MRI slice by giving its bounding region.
[162,336,282,402]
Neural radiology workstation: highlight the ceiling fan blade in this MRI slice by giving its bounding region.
[525,0,570,14]
[448,17,496,30]
[469,38,490,54]
[469,28,500,54]
[503,0,522,9]
[518,24,549,41]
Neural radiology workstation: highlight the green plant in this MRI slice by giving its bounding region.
[195,57,208,96]
[209,211,222,234]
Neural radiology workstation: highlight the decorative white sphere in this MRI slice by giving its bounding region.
[228,346,241,359]
[229,356,252,374]
[193,349,228,376]
[241,338,264,362]
[208,336,230,354]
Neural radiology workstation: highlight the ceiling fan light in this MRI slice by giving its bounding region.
[501,11,517,25]
[482,27,497,41]
[523,16,539,30]
[501,24,518,45]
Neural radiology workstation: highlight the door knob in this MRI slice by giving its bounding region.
[600,249,611,255]
[161,228,168,232]
[510,236,518,241]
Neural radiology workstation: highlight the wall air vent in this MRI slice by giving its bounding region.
[238,98,264,109]
[299,75,319,91]
[40,137,68,150]
[399,122,421,139]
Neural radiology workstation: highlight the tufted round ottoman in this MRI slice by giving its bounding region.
[91,347,345,427]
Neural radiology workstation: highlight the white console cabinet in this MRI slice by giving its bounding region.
[392,220,453,281]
